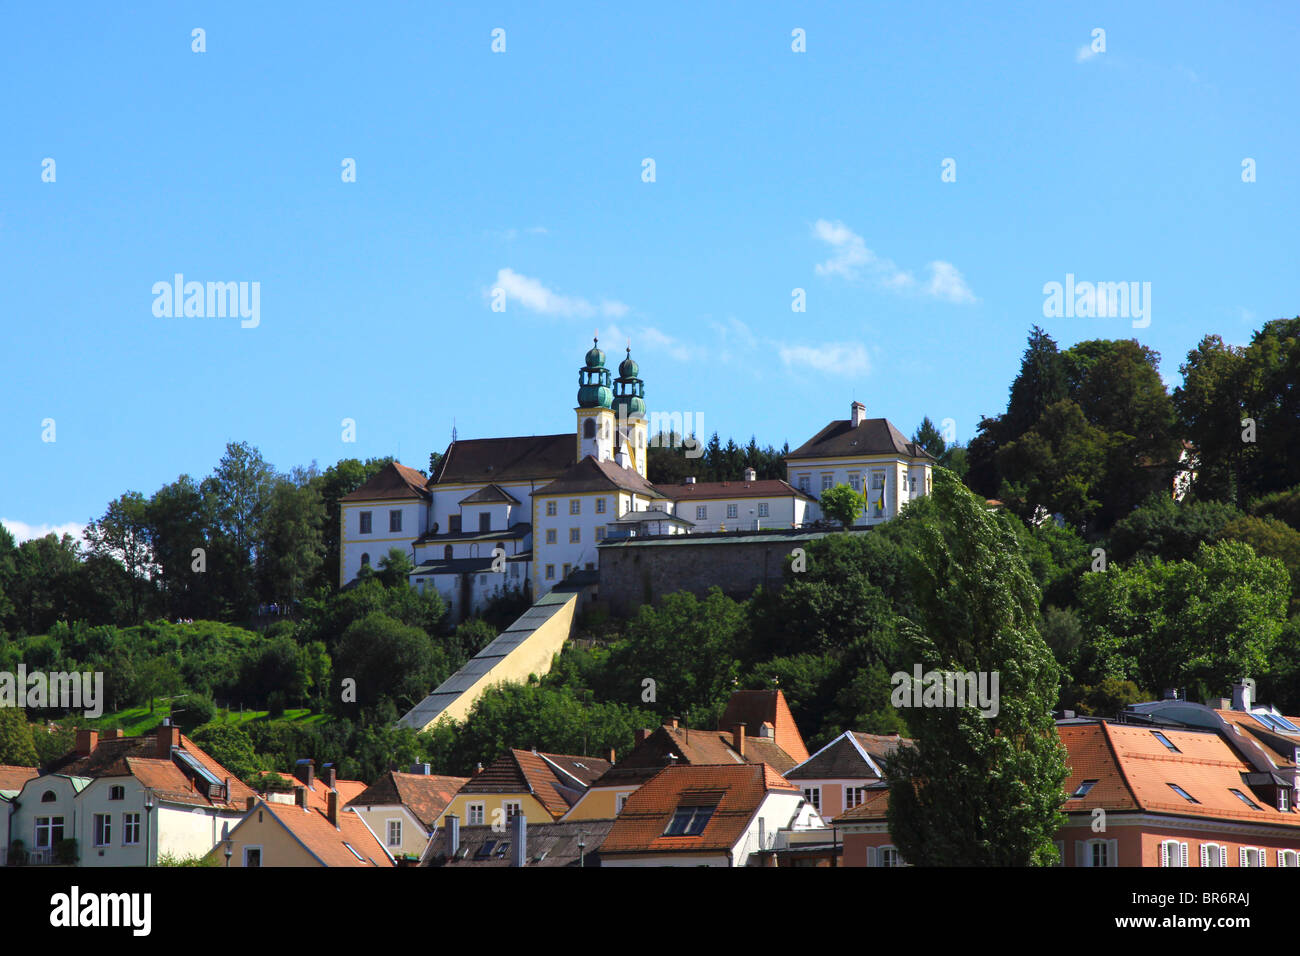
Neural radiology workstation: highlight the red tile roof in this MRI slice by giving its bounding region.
[459,750,611,820]
[257,801,394,867]
[44,731,256,810]
[0,765,38,791]
[347,771,468,829]
[339,461,429,501]
[656,479,816,502]
[601,763,799,855]
[719,690,810,763]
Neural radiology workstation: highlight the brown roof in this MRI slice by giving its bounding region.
[339,461,429,501]
[787,418,933,462]
[458,483,521,506]
[601,764,799,856]
[586,722,799,793]
[1214,709,1300,768]
[785,731,911,781]
[657,478,816,502]
[719,690,810,763]
[534,456,664,499]
[434,434,575,484]
[459,750,612,820]
[256,801,394,867]
[44,731,256,810]
[347,771,468,830]
[0,765,38,792]
[835,783,892,822]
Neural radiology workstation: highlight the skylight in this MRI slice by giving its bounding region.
[1070,780,1098,798]
[664,804,716,836]
[1167,783,1198,803]
[1252,712,1300,734]
[1230,788,1263,811]
[1152,732,1181,753]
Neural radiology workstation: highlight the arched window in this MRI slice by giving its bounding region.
[360,553,370,567]
[583,418,596,439]
[42,790,57,803]
[444,545,453,561]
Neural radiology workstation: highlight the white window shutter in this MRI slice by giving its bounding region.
[866,846,877,868]
[1160,842,1170,868]
[1076,840,1088,867]
[1240,846,1248,867]
[1107,839,1118,867]
[1279,849,1286,868]
[1200,843,1209,867]
[1180,843,1188,867]
[1220,845,1228,868]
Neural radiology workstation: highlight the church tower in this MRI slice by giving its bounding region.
[575,336,615,463]
[612,345,648,478]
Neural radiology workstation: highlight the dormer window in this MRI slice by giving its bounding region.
[1229,788,1263,811]
[1167,783,1198,803]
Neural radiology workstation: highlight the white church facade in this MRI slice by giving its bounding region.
[338,338,934,619]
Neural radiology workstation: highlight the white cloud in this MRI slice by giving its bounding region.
[2,519,87,545]
[924,261,977,304]
[489,268,629,319]
[603,322,693,361]
[812,220,975,303]
[778,342,871,376]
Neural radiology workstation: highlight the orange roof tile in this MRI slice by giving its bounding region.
[718,690,810,763]
[0,765,39,791]
[347,771,468,829]
[459,750,611,819]
[258,801,393,867]
[601,763,799,855]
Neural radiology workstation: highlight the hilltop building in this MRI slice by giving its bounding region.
[339,338,933,618]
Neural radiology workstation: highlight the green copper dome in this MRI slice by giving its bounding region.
[619,348,639,378]
[578,336,613,408]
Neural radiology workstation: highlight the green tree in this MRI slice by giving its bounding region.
[819,484,864,528]
[189,723,262,779]
[0,709,39,766]
[332,612,450,716]
[886,470,1068,866]
[260,470,326,606]
[85,491,157,623]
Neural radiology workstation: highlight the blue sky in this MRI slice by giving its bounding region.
[2,1,1296,539]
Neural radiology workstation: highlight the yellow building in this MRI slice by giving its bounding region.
[438,749,610,829]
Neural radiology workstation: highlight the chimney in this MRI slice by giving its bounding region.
[102,728,123,740]
[445,814,460,856]
[744,467,757,483]
[155,725,180,758]
[295,786,308,809]
[511,809,527,868]
[295,758,315,788]
[1233,680,1254,712]
[668,716,679,730]
[733,722,747,758]
[851,401,866,428]
[322,763,337,788]
[474,762,484,776]
[409,763,431,776]
[684,476,696,484]
[326,789,340,828]
[635,729,652,744]
[75,729,98,756]
[608,747,616,764]
[245,796,256,810]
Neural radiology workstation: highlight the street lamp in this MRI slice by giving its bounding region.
[578,832,587,868]
[144,791,154,867]
[224,843,233,868]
